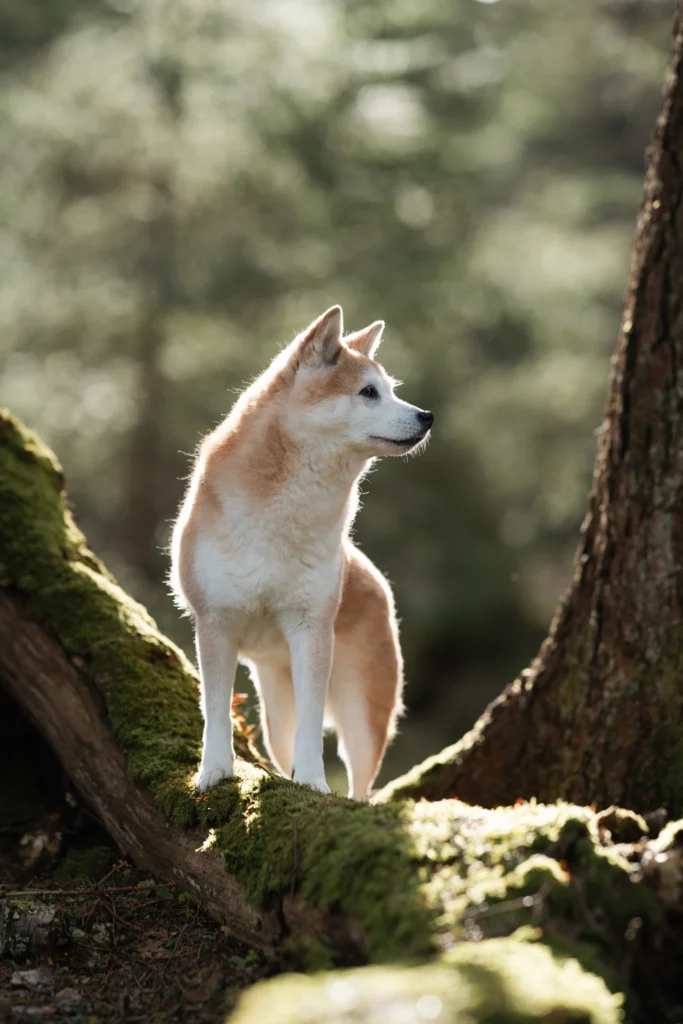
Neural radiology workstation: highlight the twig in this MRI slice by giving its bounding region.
[101,896,146,933]
[129,897,170,912]
[102,950,116,992]
[0,882,177,898]
[81,895,101,930]
[94,858,130,887]
[463,890,543,922]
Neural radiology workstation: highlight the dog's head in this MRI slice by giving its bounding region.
[283,306,433,458]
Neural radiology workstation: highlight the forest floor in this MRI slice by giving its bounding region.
[0,690,349,1024]
[0,809,272,1023]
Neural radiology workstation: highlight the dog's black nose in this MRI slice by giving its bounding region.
[417,410,434,429]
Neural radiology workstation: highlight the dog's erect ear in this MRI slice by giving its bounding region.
[345,320,385,359]
[298,306,343,368]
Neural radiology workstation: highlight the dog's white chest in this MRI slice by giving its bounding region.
[193,489,343,622]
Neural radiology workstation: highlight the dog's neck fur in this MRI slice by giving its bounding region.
[263,407,369,539]
[293,436,367,489]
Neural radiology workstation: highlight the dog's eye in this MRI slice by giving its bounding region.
[359,384,379,400]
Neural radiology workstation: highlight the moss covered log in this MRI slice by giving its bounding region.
[2,408,683,1019]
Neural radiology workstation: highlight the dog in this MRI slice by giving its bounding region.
[169,306,433,799]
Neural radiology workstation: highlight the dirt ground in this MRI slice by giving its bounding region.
[0,694,273,1023]
[0,842,273,1024]
[0,839,274,1024]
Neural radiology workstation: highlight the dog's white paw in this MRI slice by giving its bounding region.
[195,760,233,793]
[292,770,331,795]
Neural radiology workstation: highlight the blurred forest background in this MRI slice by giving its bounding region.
[0,0,674,786]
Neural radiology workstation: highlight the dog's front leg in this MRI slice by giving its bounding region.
[194,614,238,792]
[283,616,333,794]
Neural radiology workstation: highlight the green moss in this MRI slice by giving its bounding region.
[210,774,670,989]
[231,938,622,1024]
[280,935,336,972]
[405,800,662,963]
[649,818,683,853]
[214,773,435,963]
[376,737,470,804]
[55,846,116,882]
[594,807,649,845]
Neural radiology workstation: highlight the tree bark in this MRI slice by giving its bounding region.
[379,11,683,816]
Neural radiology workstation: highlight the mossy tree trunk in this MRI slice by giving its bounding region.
[381,11,683,816]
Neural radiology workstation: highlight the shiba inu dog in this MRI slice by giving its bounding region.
[170,306,433,799]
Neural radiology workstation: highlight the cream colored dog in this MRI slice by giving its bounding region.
[170,306,433,798]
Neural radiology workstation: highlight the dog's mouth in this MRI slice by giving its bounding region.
[369,433,429,450]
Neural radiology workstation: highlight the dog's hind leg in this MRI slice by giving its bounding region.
[327,639,402,801]
[250,661,296,779]
[332,546,404,800]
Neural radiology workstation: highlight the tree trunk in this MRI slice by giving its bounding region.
[380,11,683,816]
